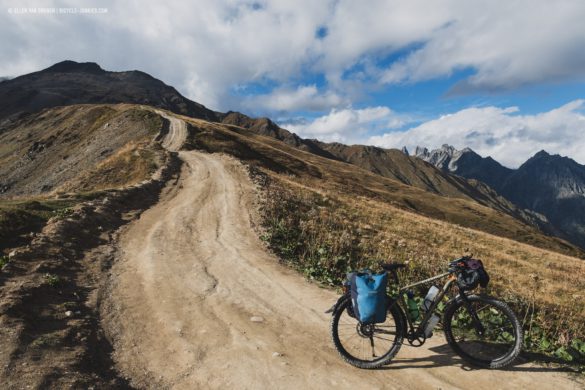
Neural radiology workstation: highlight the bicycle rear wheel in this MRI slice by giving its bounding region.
[443,295,523,368]
[331,296,404,369]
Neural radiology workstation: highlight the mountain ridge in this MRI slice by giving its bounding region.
[415,144,585,248]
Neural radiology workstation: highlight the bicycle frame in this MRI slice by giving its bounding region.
[391,271,456,336]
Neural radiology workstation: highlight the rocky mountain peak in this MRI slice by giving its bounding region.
[534,150,550,158]
[414,146,429,157]
[0,60,219,121]
[41,60,104,74]
[413,145,585,248]
[414,144,513,193]
[440,143,456,154]
[414,144,474,172]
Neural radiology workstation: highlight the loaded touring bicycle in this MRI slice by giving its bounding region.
[327,256,523,369]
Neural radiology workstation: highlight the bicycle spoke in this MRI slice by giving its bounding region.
[372,335,394,342]
[332,297,402,365]
[447,296,520,366]
[340,331,360,343]
[374,328,396,335]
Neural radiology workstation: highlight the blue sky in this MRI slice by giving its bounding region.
[1,0,584,167]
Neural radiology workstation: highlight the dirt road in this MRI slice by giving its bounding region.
[103,114,583,389]
[155,109,188,152]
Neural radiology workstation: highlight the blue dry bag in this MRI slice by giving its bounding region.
[350,271,388,323]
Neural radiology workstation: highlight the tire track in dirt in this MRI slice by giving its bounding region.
[103,113,583,389]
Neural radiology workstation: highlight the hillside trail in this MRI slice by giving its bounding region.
[154,109,188,151]
[102,113,583,389]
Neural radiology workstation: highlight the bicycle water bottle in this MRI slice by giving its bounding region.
[422,286,440,337]
[406,291,419,321]
[424,313,440,338]
[423,286,439,312]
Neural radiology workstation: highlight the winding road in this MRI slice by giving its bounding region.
[102,112,583,389]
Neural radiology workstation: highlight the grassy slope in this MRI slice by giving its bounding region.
[179,115,585,363]
[57,139,164,194]
[0,104,165,255]
[0,199,77,252]
[0,104,163,198]
[181,116,584,259]
[219,114,555,240]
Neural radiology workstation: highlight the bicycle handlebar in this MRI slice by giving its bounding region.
[448,255,474,273]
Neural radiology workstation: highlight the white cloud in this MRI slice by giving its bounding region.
[280,106,402,143]
[369,100,585,168]
[0,0,332,110]
[243,85,346,112]
[1,0,584,112]
[377,1,585,91]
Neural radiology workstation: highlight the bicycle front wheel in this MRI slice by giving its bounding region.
[443,295,523,368]
[331,296,405,369]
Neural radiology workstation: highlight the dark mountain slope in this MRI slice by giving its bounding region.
[415,145,585,249]
[500,151,585,248]
[0,60,218,122]
[219,111,341,160]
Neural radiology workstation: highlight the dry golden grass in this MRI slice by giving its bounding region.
[269,176,585,307]
[181,116,584,259]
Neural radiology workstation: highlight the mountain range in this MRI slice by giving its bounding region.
[415,145,585,248]
[1,60,583,252]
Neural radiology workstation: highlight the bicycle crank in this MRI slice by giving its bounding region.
[406,332,426,347]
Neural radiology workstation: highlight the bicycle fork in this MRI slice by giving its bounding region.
[459,291,485,336]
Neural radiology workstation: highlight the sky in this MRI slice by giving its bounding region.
[1,0,584,167]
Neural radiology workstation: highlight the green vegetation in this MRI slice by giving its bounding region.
[30,333,62,349]
[44,273,61,287]
[0,199,78,251]
[52,207,74,220]
[0,255,9,269]
[260,179,585,368]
